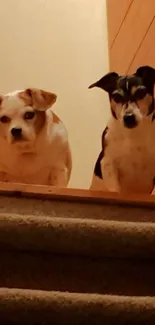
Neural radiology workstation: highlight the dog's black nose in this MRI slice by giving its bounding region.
[123,113,137,128]
[11,127,22,138]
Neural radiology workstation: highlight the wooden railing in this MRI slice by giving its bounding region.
[0,182,155,208]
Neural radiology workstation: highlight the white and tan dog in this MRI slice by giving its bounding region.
[0,88,72,186]
[89,66,155,194]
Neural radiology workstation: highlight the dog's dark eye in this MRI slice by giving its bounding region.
[132,87,147,101]
[0,115,10,123]
[112,92,124,104]
[24,111,35,120]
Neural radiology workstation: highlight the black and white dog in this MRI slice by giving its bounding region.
[89,66,155,194]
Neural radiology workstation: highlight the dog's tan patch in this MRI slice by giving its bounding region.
[53,112,60,124]
[19,88,57,110]
[34,111,46,134]
[111,98,117,110]
[137,93,152,111]
[130,86,137,95]
[19,91,32,107]
[110,98,122,118]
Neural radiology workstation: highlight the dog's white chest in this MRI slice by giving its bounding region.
[0,152,51,184]
[115,145,153,192]
[102,124,155,193]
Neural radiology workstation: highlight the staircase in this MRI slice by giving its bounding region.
[0,183,155,324]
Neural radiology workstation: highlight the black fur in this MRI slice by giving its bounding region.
[150,178,155,194]
[94,127,108,179]
[89,72,119,94]
[136,66,155,94]
[94,151,103,178]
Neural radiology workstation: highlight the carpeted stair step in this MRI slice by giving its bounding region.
[1,251,155,297]
[0,184,155,322]
[0,288,155,325]
[0,213,155,258]
[0,214,155,296]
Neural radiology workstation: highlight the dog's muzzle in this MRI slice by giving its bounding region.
[11,127,22,140]
[123,113,137,128]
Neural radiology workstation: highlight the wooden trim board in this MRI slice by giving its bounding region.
[0,182,155,208]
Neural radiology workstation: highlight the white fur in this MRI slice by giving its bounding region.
[90,105,155,194]
[0,90,72,187]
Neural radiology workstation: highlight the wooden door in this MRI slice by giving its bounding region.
[107,0,155,74]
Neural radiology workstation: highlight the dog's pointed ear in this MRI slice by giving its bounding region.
[135,66,155,92]
[88,72,119,94]
[19,88,57,110]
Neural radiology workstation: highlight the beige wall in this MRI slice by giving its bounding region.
[0,0,109,189]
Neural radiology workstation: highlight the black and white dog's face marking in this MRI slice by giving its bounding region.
[89,66,155,129]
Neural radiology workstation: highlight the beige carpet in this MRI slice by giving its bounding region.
[1,289,155,324]
[0,198,155,323]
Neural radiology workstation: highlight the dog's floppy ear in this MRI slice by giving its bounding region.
[19,88,57,110]
[89,72,119,94]
[135,66,155,92]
